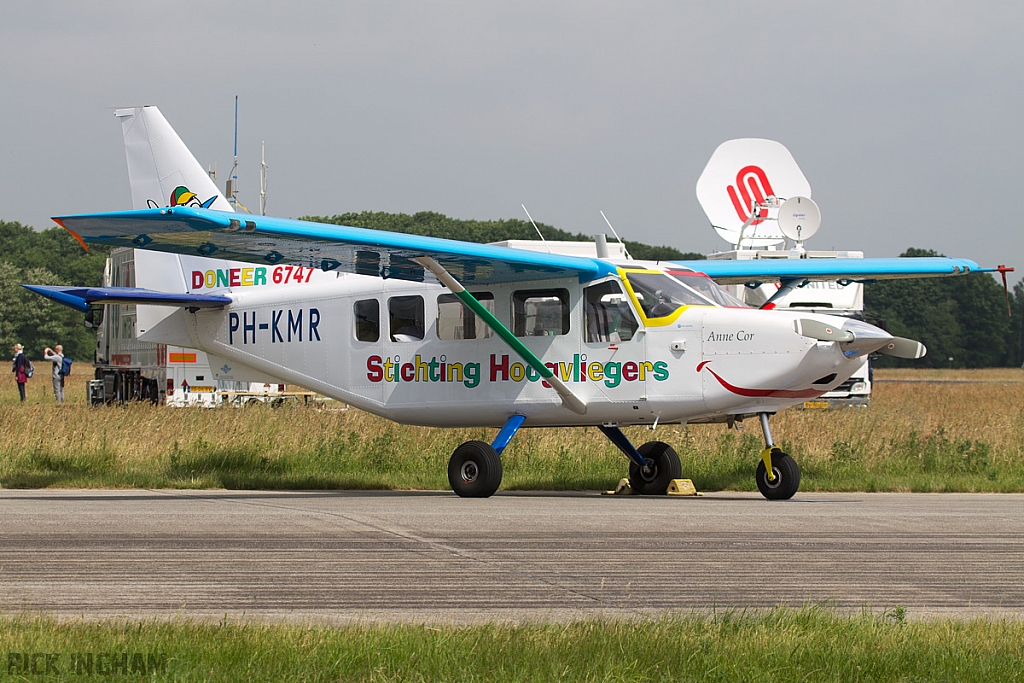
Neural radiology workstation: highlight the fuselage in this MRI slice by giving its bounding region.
[161,261,877,428]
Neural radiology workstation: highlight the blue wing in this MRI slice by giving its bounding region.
[54,207,618,286]
[672,257,990,285]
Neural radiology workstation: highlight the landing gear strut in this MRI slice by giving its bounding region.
[755,413,800,500]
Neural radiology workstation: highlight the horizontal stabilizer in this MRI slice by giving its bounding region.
[22,285,231,313]
[877,337,927,359]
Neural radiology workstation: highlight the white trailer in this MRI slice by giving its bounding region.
[89,248,312,406]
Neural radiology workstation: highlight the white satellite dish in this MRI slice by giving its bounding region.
[696,139,812,249]
[777,196,821,243]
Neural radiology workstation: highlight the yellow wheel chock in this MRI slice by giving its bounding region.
[603,478,635,495]
[666,479,702,496]
[603,478,703,496]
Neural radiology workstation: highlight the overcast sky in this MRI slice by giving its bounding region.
[2,1,1021,282]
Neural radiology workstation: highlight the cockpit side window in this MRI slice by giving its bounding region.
[584,280,639,343]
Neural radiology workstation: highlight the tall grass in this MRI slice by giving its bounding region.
[2,370,1024,491]
[1,608,1022,682]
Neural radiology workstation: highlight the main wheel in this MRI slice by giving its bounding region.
[448,441,502,498]
[755,449,800,500]
[629,441,682,495]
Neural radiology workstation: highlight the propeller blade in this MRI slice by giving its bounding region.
[794,319,855,343]
[877,337,927,359]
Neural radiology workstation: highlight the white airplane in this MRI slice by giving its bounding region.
[25,112,995,500]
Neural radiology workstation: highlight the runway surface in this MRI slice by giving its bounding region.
[1,490,1022,623]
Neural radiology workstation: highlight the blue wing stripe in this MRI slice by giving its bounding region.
[672,257,989,284]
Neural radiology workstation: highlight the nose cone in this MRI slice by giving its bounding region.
[840,318,894,357]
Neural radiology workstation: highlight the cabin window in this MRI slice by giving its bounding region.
[389,295,424,341]
[437,292,495,340]
[512,289,570,337]
[584,281,639,343]
[354,299,379,342]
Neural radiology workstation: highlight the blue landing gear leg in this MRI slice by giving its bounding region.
[448,415,524,498]
[598,425,682,495]
[491,414,526,456]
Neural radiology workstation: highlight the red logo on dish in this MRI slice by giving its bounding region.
[727,165,774,225]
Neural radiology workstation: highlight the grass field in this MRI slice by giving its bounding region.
[3,373,1023,680]
[1,608,1022,682]
[2,368,1023,492]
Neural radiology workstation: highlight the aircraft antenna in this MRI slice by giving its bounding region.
[225,96,252,213]
[521,204,551,253]
[600,211,632,260]
[260,140,268,215]
[227,96,239,209]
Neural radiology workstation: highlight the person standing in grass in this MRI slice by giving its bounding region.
[11,343,29,402]
[44,344,65,403]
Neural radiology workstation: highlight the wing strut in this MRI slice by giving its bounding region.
[414,256,587,415]
[760,278,806,310]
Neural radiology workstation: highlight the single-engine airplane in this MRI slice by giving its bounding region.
[25,109,997,500]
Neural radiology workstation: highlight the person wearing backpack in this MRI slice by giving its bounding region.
[44,345,66,403]
[11,343,30,402]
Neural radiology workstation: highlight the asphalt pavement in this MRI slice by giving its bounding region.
[1,490,1021,623]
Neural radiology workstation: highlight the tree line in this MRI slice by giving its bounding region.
[0,215,1018,369]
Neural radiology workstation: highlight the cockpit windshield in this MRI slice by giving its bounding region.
[625,272,714,318]
[667,271,749,308]
[624,270,749,320]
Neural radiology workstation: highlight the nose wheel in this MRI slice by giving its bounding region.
[754,413,800,500]
[755,448,800,500]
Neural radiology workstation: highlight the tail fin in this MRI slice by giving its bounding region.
[114,106,233,213]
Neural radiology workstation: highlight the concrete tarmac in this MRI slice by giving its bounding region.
[1,490,1022,623]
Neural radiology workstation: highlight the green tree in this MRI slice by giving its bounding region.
[0,262,94,363]
[0,220,108,363]
[865,248,1012,368]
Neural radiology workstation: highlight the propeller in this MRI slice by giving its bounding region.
[792,319,854,343]
[795,318,926,359]
[876,337,927,359]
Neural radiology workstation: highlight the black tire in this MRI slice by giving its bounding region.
[755,449,800,500]
[448,441,503,498]
[629,441,682,495]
